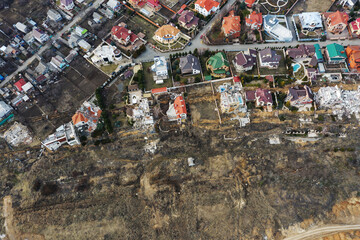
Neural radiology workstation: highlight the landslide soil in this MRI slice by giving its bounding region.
[1,122,360,239]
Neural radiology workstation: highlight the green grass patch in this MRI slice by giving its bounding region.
[100,64,119,75]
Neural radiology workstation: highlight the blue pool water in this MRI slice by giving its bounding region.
[293,63,301,72]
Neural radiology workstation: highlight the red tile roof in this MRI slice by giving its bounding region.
[233,76,241,82]
[174,96,187,118]
[14,78,26,91]
[147,0,160,8]
[327,11,349,26]
[151,87,168,94]
[72,112,88,125]
[350,17,360,32]
[245,0,256,7]
[112,26,130,41]
[246,11,262,26]
[222,11,241,36]
[195,0,220,12]
[265,75,274,82]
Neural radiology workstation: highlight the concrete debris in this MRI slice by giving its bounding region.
[218,82,247,114]
[316,85,360,118]
[144,140,158,154]
[127,98,154,130]
[3,122,33,146]
[269,135,281,144]
[188,157,195,167]
[231,112,251,127]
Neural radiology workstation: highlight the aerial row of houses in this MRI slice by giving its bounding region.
[216,76,352,116]
[232,42,360,75]
[217,8,360,42]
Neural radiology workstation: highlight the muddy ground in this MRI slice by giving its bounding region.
[0,118,359,239]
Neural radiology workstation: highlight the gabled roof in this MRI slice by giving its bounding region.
[128,84,140,92]
[111,26,130,40]
[178,10,199,28]
[152,87,168,94]
[287,44,315,59]
[288,85,313,101]
[326,43,347,58]
[246,11,262,26]
[14,78,26,91]
[256,88,273,104]
[327,11,349,26]
[259,48,281,63]
[72,112,88,125]
[350,17,360,31]
[174,96,187,118]
[61,0,73,6]
[147,0,160,7]
[222,11,241,35]
[314,44,323,60]
[179,54,201,73]
[179,10,195,23]
[207,52,229,69]
[246,90,256,101]
[154,25,180,38]
[234,51,256,68]
[195,0,220,12]
[245,0,256,7]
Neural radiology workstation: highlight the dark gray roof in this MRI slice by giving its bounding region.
[259,48,281,63]
[234,51,256,68]
[128,84,139,92]
[288,86,314,101]
[309,55,318,67]
[179,54,201,74]
[287,44,315,59]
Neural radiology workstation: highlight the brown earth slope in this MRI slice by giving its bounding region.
[0,122,360,239]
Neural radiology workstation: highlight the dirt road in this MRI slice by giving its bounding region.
[3,196,45,240]
[284,225,360,240]
[3,196,16,240]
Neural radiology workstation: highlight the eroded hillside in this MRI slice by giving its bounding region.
[1,122,360,239]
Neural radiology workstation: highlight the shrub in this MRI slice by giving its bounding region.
[75,177,90,192]
[279,115,286,121]
[317,115,325,121]
[41,182,58,196]
[32,179,42,192]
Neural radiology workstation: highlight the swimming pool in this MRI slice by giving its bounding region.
[293,63,301,72]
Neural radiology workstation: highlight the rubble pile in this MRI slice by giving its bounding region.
[316,85,360,118]
[3,122,33,146]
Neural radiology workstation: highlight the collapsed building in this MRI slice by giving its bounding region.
[218,82,246,114]
[3,122,33,147]
[316,85,360,118]
[126,98,154,129]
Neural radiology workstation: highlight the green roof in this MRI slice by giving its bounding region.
[81,29,88,35]
[213,69,226,74]
[314,44,323,60]
[326,43,346,59]
[207,52,229,69]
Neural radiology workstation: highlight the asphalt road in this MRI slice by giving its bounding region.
[0,0,105,87]
[284,224,360,240]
